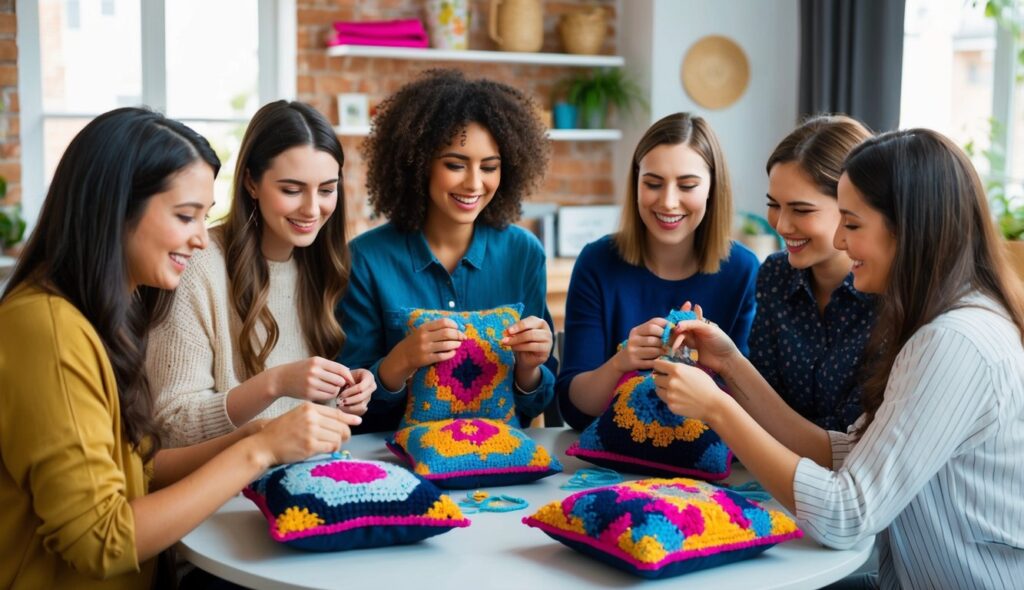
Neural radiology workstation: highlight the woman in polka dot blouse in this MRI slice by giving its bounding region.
[748,115,877,431]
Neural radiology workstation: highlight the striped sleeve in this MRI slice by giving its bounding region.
[792,323,999,550]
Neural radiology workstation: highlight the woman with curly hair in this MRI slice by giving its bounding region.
[557,112,759,431]
[338,69,556,433]
[148,100,375,447]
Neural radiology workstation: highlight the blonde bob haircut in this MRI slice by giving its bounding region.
[613,112,733,273]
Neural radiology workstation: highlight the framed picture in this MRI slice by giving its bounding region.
[337,93,370,129]
[557,205,619,257]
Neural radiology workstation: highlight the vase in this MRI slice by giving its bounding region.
[552,102,578,129]
[425,0,470,50]
[488,0,543,53]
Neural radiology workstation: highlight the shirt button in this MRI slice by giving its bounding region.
[448,300,455,308]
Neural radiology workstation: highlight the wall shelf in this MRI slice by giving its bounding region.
[326,45,624,68]
[335,126,621,141]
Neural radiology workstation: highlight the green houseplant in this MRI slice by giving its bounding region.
[562,68,646,129]
[0,180,26,257]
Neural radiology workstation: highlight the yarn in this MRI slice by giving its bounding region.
[560,466,624,490]
[457,490,529,513]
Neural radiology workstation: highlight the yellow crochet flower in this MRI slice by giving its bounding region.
[275,506,324,535]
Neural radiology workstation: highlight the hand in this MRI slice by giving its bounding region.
[391,318,466,376]
[337,368,375,416]
[611,317,669,373]
[252,403,362,467]
[667,303,740,374]
[269,356,354,403]
[651,359,724,423]
[502,315,553,392]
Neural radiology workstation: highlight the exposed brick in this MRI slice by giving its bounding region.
[0,39,15,62]
[0,14,14,36]
[0,64,16,87]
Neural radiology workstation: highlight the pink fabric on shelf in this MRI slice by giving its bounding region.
[333,18,426,38]
[328,34,430,48]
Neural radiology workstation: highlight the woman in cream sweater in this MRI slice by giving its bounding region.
[148,100,375,447]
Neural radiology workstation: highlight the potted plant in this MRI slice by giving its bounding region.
[562,68,646,129]
[0,173,26,258]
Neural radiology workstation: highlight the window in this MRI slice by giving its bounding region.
[17,0,297,227]
[901,0,1021,198]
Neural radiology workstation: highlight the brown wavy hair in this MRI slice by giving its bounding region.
[216,100,349,379]
[766,114,872,196]
[845,129,1024,435]
[362,69,550,231]
[3,107,221,460]
[614,112,733,273]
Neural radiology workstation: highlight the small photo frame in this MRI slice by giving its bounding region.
[337,93,370,129]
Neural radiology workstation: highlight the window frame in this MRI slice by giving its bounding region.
[15,0,297,230]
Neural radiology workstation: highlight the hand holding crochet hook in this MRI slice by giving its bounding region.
[652,302,741,422]
[501,315,553,392]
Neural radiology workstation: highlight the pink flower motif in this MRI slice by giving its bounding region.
[311,461,387,484]
[434,338,499,404]
[442,419,500,445]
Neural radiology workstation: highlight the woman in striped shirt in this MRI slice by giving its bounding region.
[653,128,1024,589]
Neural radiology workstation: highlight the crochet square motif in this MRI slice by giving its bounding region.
[523,478,803,578]
[243,457,469,551]
[388,417,563,489]
[400,304,523,428]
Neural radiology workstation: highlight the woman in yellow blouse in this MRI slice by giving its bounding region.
[0,107,361,589]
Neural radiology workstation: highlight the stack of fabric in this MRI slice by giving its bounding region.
[328,19,429,48]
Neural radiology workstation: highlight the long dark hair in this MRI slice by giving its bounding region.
[2,107,221,458]
[847,129,1024,433]
[216,100,348,379]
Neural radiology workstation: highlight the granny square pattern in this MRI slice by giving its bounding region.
[523,478,803,579]
[566,368,732,479]
[243,457,470,551]
[388,418,563,489]
[397,304,523,429]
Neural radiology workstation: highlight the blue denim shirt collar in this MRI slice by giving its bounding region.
[407,224,489,273]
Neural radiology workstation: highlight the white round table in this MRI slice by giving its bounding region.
[178,428,873,589]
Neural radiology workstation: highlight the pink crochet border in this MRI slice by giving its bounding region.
[386,441,556,480]
[522,517,803,570]
[565,442,732,480]
[242,488,471,542]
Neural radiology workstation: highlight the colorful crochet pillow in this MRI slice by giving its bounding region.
[387,417,563,489]
[566,367,732,479]
[243,456,470,551]
[394,304,523,429]
[523,478,803,579]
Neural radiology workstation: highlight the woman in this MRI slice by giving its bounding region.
[0,107,359,589]
[557,112,759,430]
[655,129,1024,588]
[149,100,375,447]
[339,69,556,433]
[750,115,876,431]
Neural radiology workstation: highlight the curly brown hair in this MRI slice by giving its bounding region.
[362,69,550,231]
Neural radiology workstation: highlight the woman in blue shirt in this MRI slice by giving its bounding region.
[557,112,759,431]
[750,115,876,431]
[338,70,556,433]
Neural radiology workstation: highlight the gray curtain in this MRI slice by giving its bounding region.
[799,0,906,132]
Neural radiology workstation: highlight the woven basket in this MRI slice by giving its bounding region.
[559,8,607,55]
[489,0,543,53]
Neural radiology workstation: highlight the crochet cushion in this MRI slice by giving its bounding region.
[387,417,563,489]
[523,478,803,579]
[566,310,732,480]
[394,304,523,429]
[243,456,470,551]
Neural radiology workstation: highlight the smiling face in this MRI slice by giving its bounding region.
[636,143,710,250]
[767,161,849,271]
[834,173,897,294]
[250,144,340,261]
[426,122,501,230]
[125,161,215,291]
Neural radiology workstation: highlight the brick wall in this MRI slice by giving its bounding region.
[0,0,18,206]
[296,0,619,237]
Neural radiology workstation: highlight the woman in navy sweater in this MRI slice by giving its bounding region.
[557,112,758,430]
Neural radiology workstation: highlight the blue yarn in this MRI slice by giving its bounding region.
[727,481,773,503]
[560,467,624,490]
[457,492,529,514]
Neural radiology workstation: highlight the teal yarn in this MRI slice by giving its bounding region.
[726,480,773,503]
[560,467,624,490]
[457,491,529,514]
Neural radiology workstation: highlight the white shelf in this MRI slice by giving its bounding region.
[0,255,16,273]
[335,126,621,141]
[326,45,624,67]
